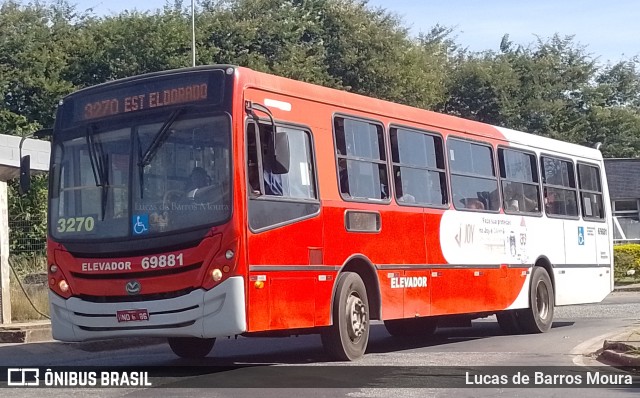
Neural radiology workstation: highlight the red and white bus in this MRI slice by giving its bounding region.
[25,65,613,360]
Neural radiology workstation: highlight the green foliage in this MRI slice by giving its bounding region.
[8,175,48,254]
[198,0,449,107]
[0,0,77,128]
[442,35,640,156]
[9,254,47,281]
[613,244,640,281]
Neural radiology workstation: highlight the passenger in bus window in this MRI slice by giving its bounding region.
[260,131,283,196]
[463,198,485,210]
[262,159,283,196]
[544,189,561,214]
[506,199,520,212]
[395,177,415,203]
[522,185,540,212]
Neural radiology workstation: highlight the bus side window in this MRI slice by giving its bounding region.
[448,138,499,211]
[498,148,541,214]
[390,127,447,207]
[247,123,316,199]
[577,163,604,220]
[541,156,579,218]
[334,116,388,201]
[246,123,318,231]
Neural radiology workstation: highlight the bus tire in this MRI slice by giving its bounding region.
[496,310,522,335]
[384,317,438,338]
[321,272,370,361]
[168,337,216,358]
[517,266,554,333]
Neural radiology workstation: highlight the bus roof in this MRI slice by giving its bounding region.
[236,66,602,160]
[62,64,603,160]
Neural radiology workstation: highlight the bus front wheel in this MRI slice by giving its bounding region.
[321,272,370,361]
[517,266,554,333]
[168,337,216,358]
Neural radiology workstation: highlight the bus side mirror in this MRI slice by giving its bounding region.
[272,131,290,174]
[19,155,31,195]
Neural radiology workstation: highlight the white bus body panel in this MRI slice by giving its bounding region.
[439,128,613,309]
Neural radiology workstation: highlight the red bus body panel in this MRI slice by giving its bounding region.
[233,67,526,332]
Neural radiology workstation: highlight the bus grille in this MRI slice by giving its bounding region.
[78,320,196,332]
[76,288,195,303]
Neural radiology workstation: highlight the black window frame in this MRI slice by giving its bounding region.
[333,114,391,204]
[497,146,542,216]
[447,136,500,213]
[389,124,448,208]
[540,154,580,220]
[577,162,606,222]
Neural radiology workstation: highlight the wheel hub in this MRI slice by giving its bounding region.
[346,293,367,341]
[536,281,549,320]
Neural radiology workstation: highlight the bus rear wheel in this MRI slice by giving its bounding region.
[516,266,554,333]
[168,337,216,358]
[321,272,370,361]
[384,317,438,338]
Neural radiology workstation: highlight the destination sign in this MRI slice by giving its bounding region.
[70,71,225,124]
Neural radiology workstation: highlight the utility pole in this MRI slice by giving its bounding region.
[191,0,196,67]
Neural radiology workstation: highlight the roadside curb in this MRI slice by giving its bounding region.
[0,321,165,352]
[0,321,51,344]
[614,285,640,292]
[601,340,640,367]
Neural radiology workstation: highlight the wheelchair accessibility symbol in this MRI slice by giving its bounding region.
[578,226,585,245]
[133,214,149,235]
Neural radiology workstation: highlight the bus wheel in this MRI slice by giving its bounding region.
[517,267,554,333]
[384,317,438,338]
[168,337,216,358]
[496,310,522,335]
[321,272,369,361]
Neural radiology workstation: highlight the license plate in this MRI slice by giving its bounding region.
[116,309,149,323]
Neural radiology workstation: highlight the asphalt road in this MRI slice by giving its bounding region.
[1,291,638,397]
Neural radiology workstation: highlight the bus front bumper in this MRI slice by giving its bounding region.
[49,276,246,342]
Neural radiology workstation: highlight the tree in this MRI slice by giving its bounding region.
[199,0,449,108]
[443,34,640,157]
[0,1,84,251]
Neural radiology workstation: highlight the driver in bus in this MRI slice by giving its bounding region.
[186,166,213,200]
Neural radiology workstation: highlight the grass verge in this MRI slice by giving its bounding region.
[8,255,49,322]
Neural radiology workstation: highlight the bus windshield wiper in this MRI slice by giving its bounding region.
[85,125,101,188]
[139,108,183,167]
[136,130,145,199]
[85,125,110,220]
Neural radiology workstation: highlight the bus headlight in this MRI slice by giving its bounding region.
[58,280,69,293]
[211,269,223,282]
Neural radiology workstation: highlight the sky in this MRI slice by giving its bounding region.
[68,0,640,63]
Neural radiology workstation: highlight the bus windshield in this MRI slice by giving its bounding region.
[50,113,231,240]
